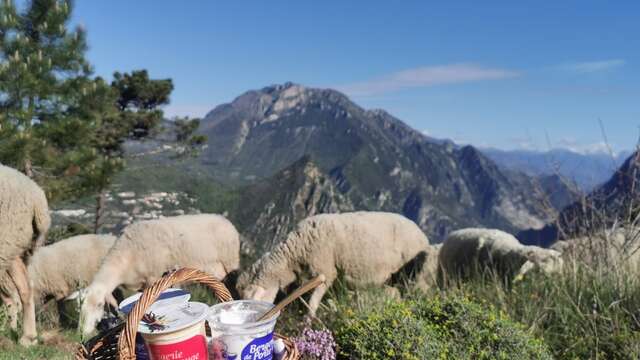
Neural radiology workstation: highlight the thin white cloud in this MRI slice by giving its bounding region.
[560,59,626,73]
[336,64,520,96]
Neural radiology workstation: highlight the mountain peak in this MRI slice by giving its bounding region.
[199,84,556,242]
[260,81,305,93]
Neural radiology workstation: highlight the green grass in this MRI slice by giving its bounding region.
[0,343,69,360]
[458,265,640,359]
[3,250,640,359]
[270,261,640,360]
[0,307,79,360]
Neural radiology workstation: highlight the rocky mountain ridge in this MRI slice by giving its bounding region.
[519,151,640,246]
[197,83,558,242]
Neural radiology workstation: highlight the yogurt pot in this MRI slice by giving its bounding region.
[138,301,210,360]
[208,300,280,360]
[120,289,192,360]
[119,288,191,314]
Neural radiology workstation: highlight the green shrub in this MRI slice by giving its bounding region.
[332,292,552,360]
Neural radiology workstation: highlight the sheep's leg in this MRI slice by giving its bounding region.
[307,279,331,316]
[383,285,401,300]
[0,275,20,330]
[105,293,118,309]
[9,258,37,345]
[0,292,18,330]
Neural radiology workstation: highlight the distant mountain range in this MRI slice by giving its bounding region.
[53,83,632,251]
[518,151,640,247]
[482,148,631,191]
[196,83,558,243]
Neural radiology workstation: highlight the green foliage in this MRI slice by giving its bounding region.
[0,1,175,209]
[331,292,552,360]
[173,117,208,156]
[113,155,238,215]
[0,307,76,359]
[456,264,640,359]
[112,69,173,138]
[0,0,113,201]
[174,117,200,142]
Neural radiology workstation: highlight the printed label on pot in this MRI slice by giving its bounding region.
[146,334,208,360]
[240,333,273,360]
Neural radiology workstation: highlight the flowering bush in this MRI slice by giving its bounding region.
[294,326,337,360]
[332,294,552,359]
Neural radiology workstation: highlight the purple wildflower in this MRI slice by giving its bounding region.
[294,327,337,360]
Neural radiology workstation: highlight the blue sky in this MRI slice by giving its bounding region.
[71,1,640,153]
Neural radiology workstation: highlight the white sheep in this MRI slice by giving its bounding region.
[551,227,640,269]
[412,243,442,292]
[1,234,119,330]
[29,234,118,304]
[0,164,51,345]
[79,214,241,337]
[237,211,430,315]
[438,228,563,283]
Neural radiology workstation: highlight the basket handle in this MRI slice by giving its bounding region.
[117,268,233,360]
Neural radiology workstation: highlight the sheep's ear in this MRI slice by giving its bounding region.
[515,261,535,281]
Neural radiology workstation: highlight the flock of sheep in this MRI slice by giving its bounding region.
[0,164,568,345]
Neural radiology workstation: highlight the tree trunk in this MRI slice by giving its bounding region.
[94,191,106,233]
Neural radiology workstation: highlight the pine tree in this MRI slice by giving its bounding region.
[1,1,176,233]
[173,116,208,156]
[0,0,109,199]
[112,69,173,138]
[89,71,173,231]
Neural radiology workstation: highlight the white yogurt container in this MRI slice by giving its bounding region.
[208,300,280,360]
[119,288,191,314]
[138,301,210,360]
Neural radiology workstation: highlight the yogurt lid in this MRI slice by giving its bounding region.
[209,300,279,330]
[119,288,190,314]
[138,301,209,335]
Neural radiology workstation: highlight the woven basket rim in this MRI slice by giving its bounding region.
[75,267,299,360]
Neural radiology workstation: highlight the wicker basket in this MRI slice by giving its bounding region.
[75,268,299,360]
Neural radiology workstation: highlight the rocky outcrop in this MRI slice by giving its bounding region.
[558,151,640,238]
[519,151,640,246]
[233,156,353,253]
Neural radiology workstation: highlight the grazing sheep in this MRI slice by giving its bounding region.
[1,234,118,331]
[237,211,430,315]
[0,164,50,345]
[551,227,640,269]
[412,244,442,292]
[515,246,564,280]
[29,234,117,303]
[439,228,563,283]
[79,214,240,337]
